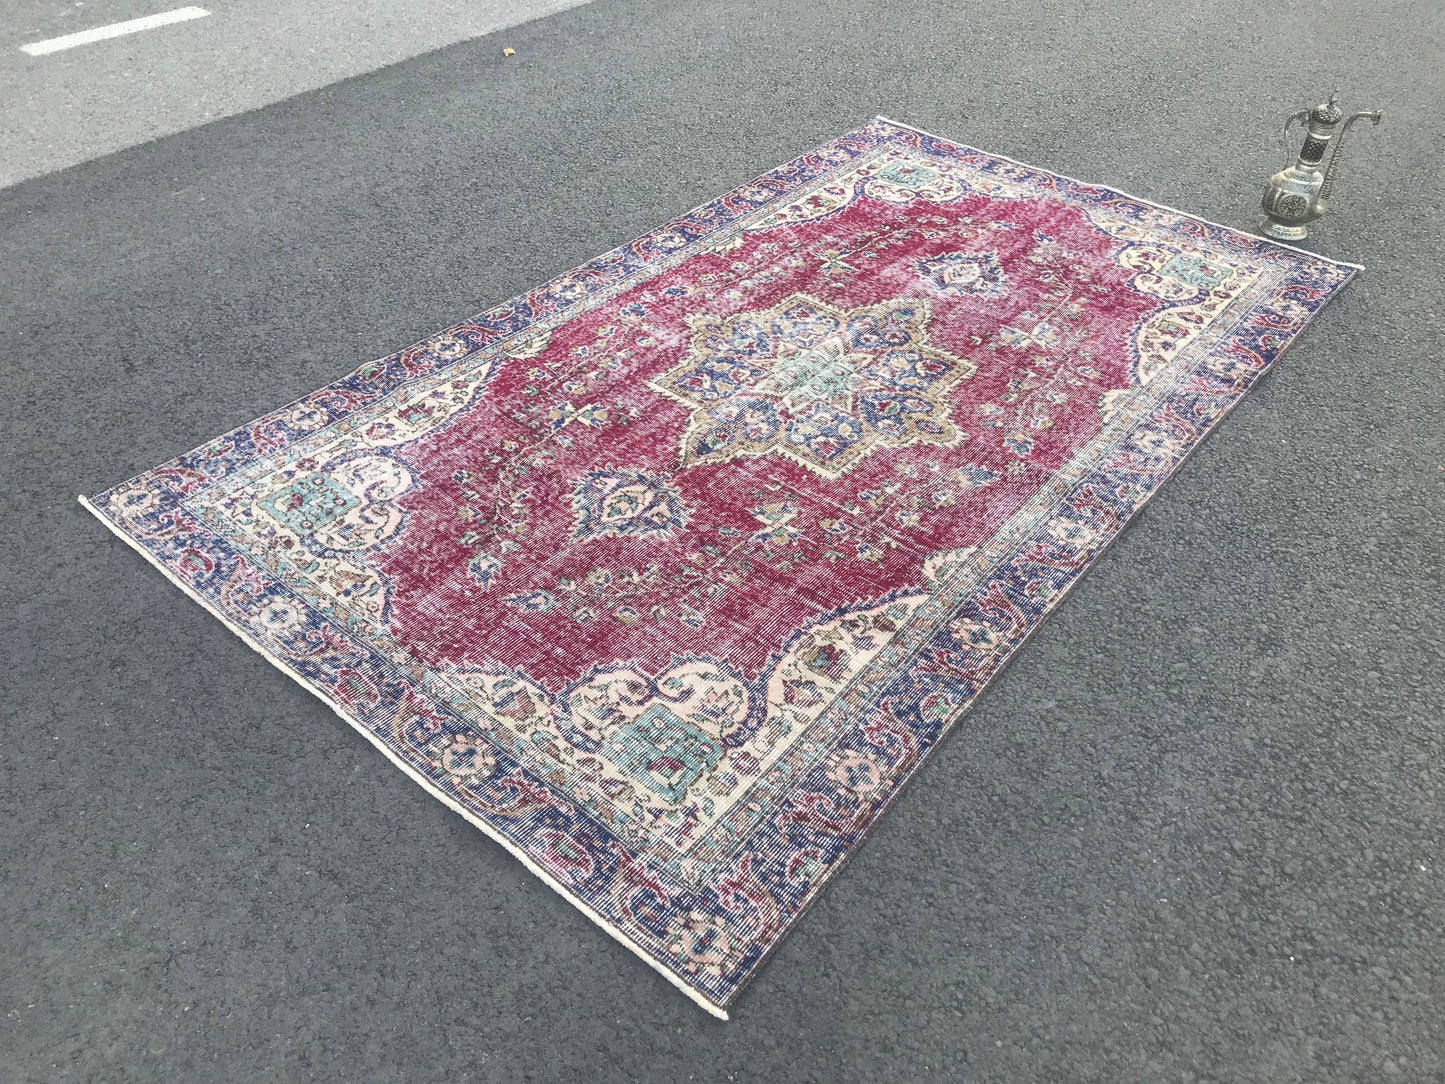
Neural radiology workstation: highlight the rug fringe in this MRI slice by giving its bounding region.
[77,493,732,1021]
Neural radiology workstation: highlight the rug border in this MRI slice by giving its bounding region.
[874,115,1367,272]
[81,117,1360,1018]
[77,492,733,1021]
[710,249,1357,1008]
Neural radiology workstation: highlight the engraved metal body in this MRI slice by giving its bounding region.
[1259,92,1382,241]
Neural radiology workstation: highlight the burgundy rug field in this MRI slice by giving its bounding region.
[85,118,1357,1017]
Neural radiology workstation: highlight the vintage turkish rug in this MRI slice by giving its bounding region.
[84,118,1358,1017]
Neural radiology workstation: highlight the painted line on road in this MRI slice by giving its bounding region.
[20,6,210,56]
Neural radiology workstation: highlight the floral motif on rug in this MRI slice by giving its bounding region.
[86,118,1357,1018]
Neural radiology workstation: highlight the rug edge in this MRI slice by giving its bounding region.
[872,115,1368,272]
[76,493,732,1022]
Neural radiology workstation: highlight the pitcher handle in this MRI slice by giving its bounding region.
[1319,110,1384,203]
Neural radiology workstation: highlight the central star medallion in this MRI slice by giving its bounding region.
[755,337,874,412]
[650,293,975,478]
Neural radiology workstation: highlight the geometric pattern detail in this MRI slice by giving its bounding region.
[916,250,1008,297]
[571,466,690,540]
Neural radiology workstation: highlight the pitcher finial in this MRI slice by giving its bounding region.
[1311,92,1343,127]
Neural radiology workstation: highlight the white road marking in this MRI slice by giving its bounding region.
[20,6,211,57]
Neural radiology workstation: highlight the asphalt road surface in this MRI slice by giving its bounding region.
[2,1,1442,1081]
[0,0,592,186]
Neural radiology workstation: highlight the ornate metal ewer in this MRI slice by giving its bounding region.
[1259,92,1382,241]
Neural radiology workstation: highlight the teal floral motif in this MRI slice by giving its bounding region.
[874,161,941,189]
[257,472,357,532]
[605,702,724,803]
[754,338,872,411]
[861,157,973,204]
[255,452,415,561]
[1159,253,1231,292]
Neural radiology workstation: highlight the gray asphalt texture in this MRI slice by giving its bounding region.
[2,1,1442,1081]
[0,0,593,187]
